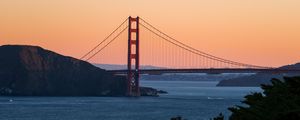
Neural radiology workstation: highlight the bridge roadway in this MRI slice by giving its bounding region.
[107,68,300,75]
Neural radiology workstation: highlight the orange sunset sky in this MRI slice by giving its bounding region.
[0,0,299,67]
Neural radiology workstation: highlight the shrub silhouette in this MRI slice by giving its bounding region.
[213,76,300,120]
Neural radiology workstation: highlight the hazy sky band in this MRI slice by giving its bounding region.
[0,0,299,67]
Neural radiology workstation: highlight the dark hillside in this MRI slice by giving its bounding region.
[217,63,300,86]
[0,45,126,96]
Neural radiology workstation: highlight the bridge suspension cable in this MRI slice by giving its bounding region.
[80,18,128,60]
[81,16,273,69]
[139,18,271,69]
[84,26,128,61]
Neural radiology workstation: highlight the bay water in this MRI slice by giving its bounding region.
[0,79,261,120]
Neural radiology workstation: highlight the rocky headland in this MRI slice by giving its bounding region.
[0,45,161,96]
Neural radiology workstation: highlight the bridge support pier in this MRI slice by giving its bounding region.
[127,16,140,96]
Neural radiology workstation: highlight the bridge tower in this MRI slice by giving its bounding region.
[127,16,140,96]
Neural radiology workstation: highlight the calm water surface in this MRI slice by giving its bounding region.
[0,80,261,120]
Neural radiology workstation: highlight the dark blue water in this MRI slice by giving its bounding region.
[0,81,261,120]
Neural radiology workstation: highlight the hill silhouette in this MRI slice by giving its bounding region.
[0,45,126,96]
[217,63,300,86]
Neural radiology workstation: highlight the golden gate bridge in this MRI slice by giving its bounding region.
[80,16,300,96]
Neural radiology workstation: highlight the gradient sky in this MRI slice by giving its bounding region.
[0,0,299,67]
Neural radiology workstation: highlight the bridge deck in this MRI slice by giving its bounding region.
[107,68,300,74]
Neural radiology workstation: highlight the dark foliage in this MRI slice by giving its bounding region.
[170,116,182,120]
[211,113,224,120]
[228,76,300,120]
